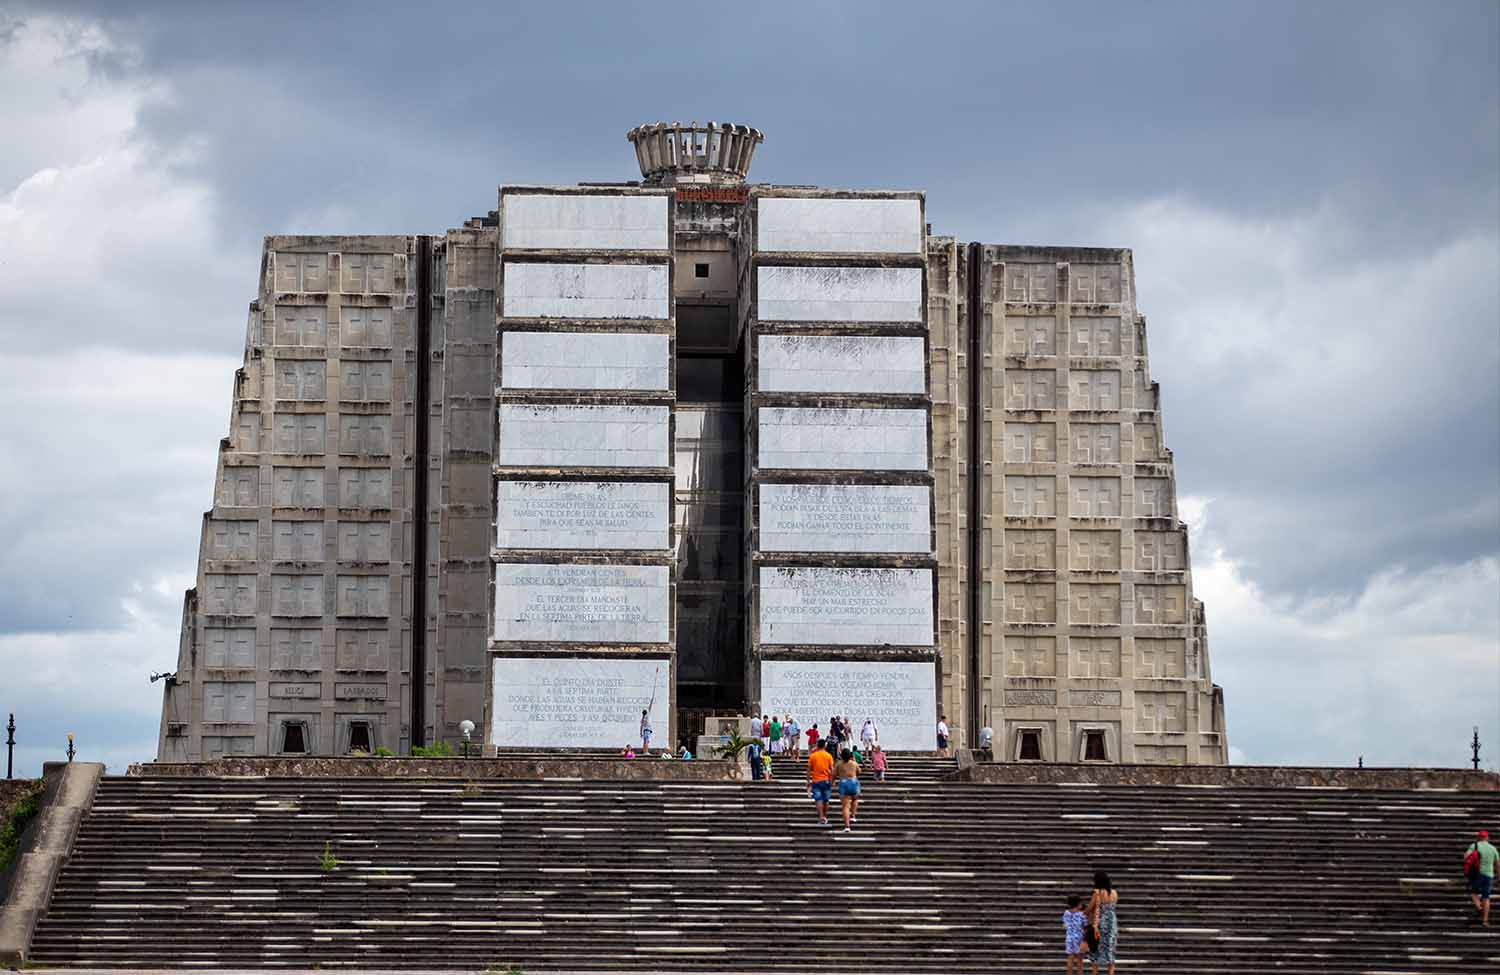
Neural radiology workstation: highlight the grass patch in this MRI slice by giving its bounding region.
[319,840,340,873]
[0,784,44,873]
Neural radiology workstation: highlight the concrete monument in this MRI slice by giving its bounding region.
[156,121,1228,765]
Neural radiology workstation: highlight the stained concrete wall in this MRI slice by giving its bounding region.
[961,246,1226,765]
[160,236,421,761]
[433,225,497,749]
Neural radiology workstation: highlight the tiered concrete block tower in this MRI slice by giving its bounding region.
[158,121,1226,764]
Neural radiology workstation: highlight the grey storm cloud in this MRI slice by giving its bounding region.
[1,0,1496,774]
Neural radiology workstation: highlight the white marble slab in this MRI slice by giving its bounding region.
[491,656,671,747]
[757,407,928,471]
[497,404,670,468]
[496,480,670,550]
[757,266,922,323]
[758,567,934,646]
[502,332,669,390]
[760,659,937,752]
[759,483,932,553]
[502,194,669,251]
[756,197,923,254]
[493,563,670,643]
[503,263,668,320]
[757,334,926,393]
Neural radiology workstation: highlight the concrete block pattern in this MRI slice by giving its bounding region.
[273,415,325,454]
[489,656,671,747]
[497,404,670,468]
[501,332,669,391]
[203,574,256,615]
[271,575,324,616]
[502,194,669,251]
[204,627,256,668]
[757,407,927,471]
[493,563,670,643]
[338,469,391,508]
[756,197,923,254]
[341,307,392,347]
[496,480,670,551]
[757,266,923,322]
[758,566,934,646]
[502,263,668,320]
[757,335,926,394]
[758,483,932,553]
[272,521,324,561]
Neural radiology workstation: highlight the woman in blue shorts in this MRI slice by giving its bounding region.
[835,748,862,832]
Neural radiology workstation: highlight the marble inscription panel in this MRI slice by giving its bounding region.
[502,331,669,391]
[493,563,670,643]
[756,197,923,254]
[758,483,931,553]
[502,262,668,320]
[490,656,672,748]
[757,407,927,471]
[496,480,670,550]
[497,404,670,468]
[502,194,668,251]
[757,334,925,394]
[760,660,936,751]
[758,567,934,646]
[757,266,923,323]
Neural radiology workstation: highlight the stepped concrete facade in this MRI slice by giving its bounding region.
[157,121,1228,764]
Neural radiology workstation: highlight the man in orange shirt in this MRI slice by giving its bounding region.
[806,740,835,827]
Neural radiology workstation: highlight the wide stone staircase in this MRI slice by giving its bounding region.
[26,769,1500,972]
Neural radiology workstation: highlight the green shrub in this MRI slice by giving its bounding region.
[319,840,340,873]
[410,741,454,758]
[374,746,394,758]
[0,785,44,873]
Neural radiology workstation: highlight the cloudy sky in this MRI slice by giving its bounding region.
[1,1,1495,776]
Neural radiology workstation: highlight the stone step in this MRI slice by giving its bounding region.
[27,775,1499,972]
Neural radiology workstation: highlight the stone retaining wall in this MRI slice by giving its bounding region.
[957,761,1499,791]
[0,781,39,823]
[130,756,742,781]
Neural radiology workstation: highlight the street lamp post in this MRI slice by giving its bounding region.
[66,732,75,763]
[459,719,475,760]
[5,713,14,780]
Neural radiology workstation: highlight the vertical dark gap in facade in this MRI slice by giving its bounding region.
[672,343,746,714]
[965,242,984,747]
[410,235,432,748]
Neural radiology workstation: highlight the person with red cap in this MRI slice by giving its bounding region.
[1465,829,1497,926]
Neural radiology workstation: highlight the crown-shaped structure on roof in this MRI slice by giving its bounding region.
[626,121,764,185]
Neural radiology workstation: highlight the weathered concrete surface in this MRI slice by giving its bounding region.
[956,761,1500,791]
[128,757,738,781]
[0,762,103,965]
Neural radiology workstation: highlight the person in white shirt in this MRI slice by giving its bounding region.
[936,715,950,756]
[860,718,877,749]
[750,714,763,740]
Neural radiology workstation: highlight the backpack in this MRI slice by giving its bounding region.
[1463,845,1480,879]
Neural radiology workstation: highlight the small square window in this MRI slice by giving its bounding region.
[282,721,307,754]
[1019,730,1042,761]
[348,720,373,754]
[694,263,710,279]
